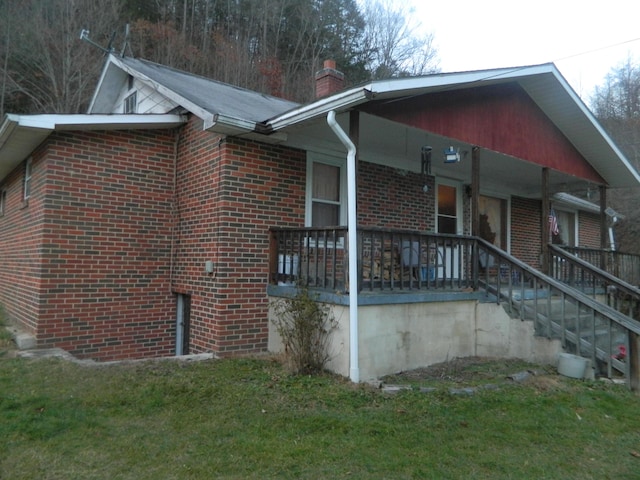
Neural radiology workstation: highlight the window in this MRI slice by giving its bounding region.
[479,195,508,249]
[437,183,459,234]
[306,154,345,227]
[551,209,576,246]
[23,157,32,201]
[124,91,137,113]
[0,189,6,215]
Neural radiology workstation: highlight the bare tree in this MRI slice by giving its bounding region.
[1,0,123,114]
[591,56,640,253]
[360,0,439,79]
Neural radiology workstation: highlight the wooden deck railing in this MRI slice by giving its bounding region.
[269,227,640,392]
[269,227,475,293]
[562,246,640,286]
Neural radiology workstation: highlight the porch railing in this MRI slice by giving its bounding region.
[561,246,640,286]
[549,244,640,321]
[478,238,640,390]
[269,227,640,391]
[269,227,475,293]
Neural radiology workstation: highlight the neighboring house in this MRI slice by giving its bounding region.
[1,55,638,380]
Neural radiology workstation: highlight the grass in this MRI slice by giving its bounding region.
[1,349,640,479]
[0,305,15,352]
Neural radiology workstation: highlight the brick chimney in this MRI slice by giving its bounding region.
[315,60,345,98]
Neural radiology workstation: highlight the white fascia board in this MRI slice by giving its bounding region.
[268,87,372,130]
[552,71,640,186]
[552,192,600,214]
[266,65,552,132]
[11,114,187,131]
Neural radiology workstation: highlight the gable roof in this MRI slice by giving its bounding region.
[267,64,640,189]
[90,55,298,134]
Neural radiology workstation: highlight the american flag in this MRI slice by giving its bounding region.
[549,208,559,235]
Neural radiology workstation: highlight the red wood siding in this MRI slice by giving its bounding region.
[363,83,604,184]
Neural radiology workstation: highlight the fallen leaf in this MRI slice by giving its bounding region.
[630,451,640,458]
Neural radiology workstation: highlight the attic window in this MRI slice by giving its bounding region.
[124,91,137,113]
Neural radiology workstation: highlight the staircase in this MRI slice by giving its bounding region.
[477,239,640,390]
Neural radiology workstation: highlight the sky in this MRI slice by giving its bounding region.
[402,0,640,102]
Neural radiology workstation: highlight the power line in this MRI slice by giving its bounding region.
[553,37,640,64]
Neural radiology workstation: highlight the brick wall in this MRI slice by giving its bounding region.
[29,129,176,360]
[172,117,306,355]
[578,211,601,248]
[358,162,435,231]
[0,149,47,335]
[510,196,541,269]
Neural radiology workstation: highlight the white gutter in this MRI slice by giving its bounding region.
[326,110,359,383]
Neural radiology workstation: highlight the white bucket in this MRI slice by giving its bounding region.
[557,353,588,379]
[278,254,299,276]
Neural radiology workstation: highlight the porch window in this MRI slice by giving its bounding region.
[552,209,576,246]
[479,195,507,249]
[23,157,32,201]
[437,183,458,234]
[307,154,345,227]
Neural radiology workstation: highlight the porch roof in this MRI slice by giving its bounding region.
[267,64,640,191]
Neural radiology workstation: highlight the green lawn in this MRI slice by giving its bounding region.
[1,346,640,479]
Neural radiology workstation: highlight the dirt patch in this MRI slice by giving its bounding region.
[383,356,552,385]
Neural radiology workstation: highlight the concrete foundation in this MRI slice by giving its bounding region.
[269,297,562,381]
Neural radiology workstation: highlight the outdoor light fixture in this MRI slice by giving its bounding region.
[443,146,460,163]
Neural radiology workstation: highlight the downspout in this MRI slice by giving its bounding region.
[327,110,359,383]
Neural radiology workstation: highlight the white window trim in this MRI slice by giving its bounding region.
[305,152,347,247]
[23,157,32,201]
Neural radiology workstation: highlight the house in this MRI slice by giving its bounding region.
[1,55,639,381]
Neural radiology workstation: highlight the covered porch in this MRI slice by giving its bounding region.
[265,64,640,384]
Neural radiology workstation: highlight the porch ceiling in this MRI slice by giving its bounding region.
[281,111,586,198]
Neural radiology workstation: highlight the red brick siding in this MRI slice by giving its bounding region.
[510,196,541,269]
[0,150,47,335]
[172,117,305,355]
[358,162,435,231]
[578,212,601,248]
[37,130,175,360]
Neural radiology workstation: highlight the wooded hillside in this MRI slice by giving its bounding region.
[0,0,438,116]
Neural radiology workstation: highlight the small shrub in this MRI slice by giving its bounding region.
[272,288,337,375]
